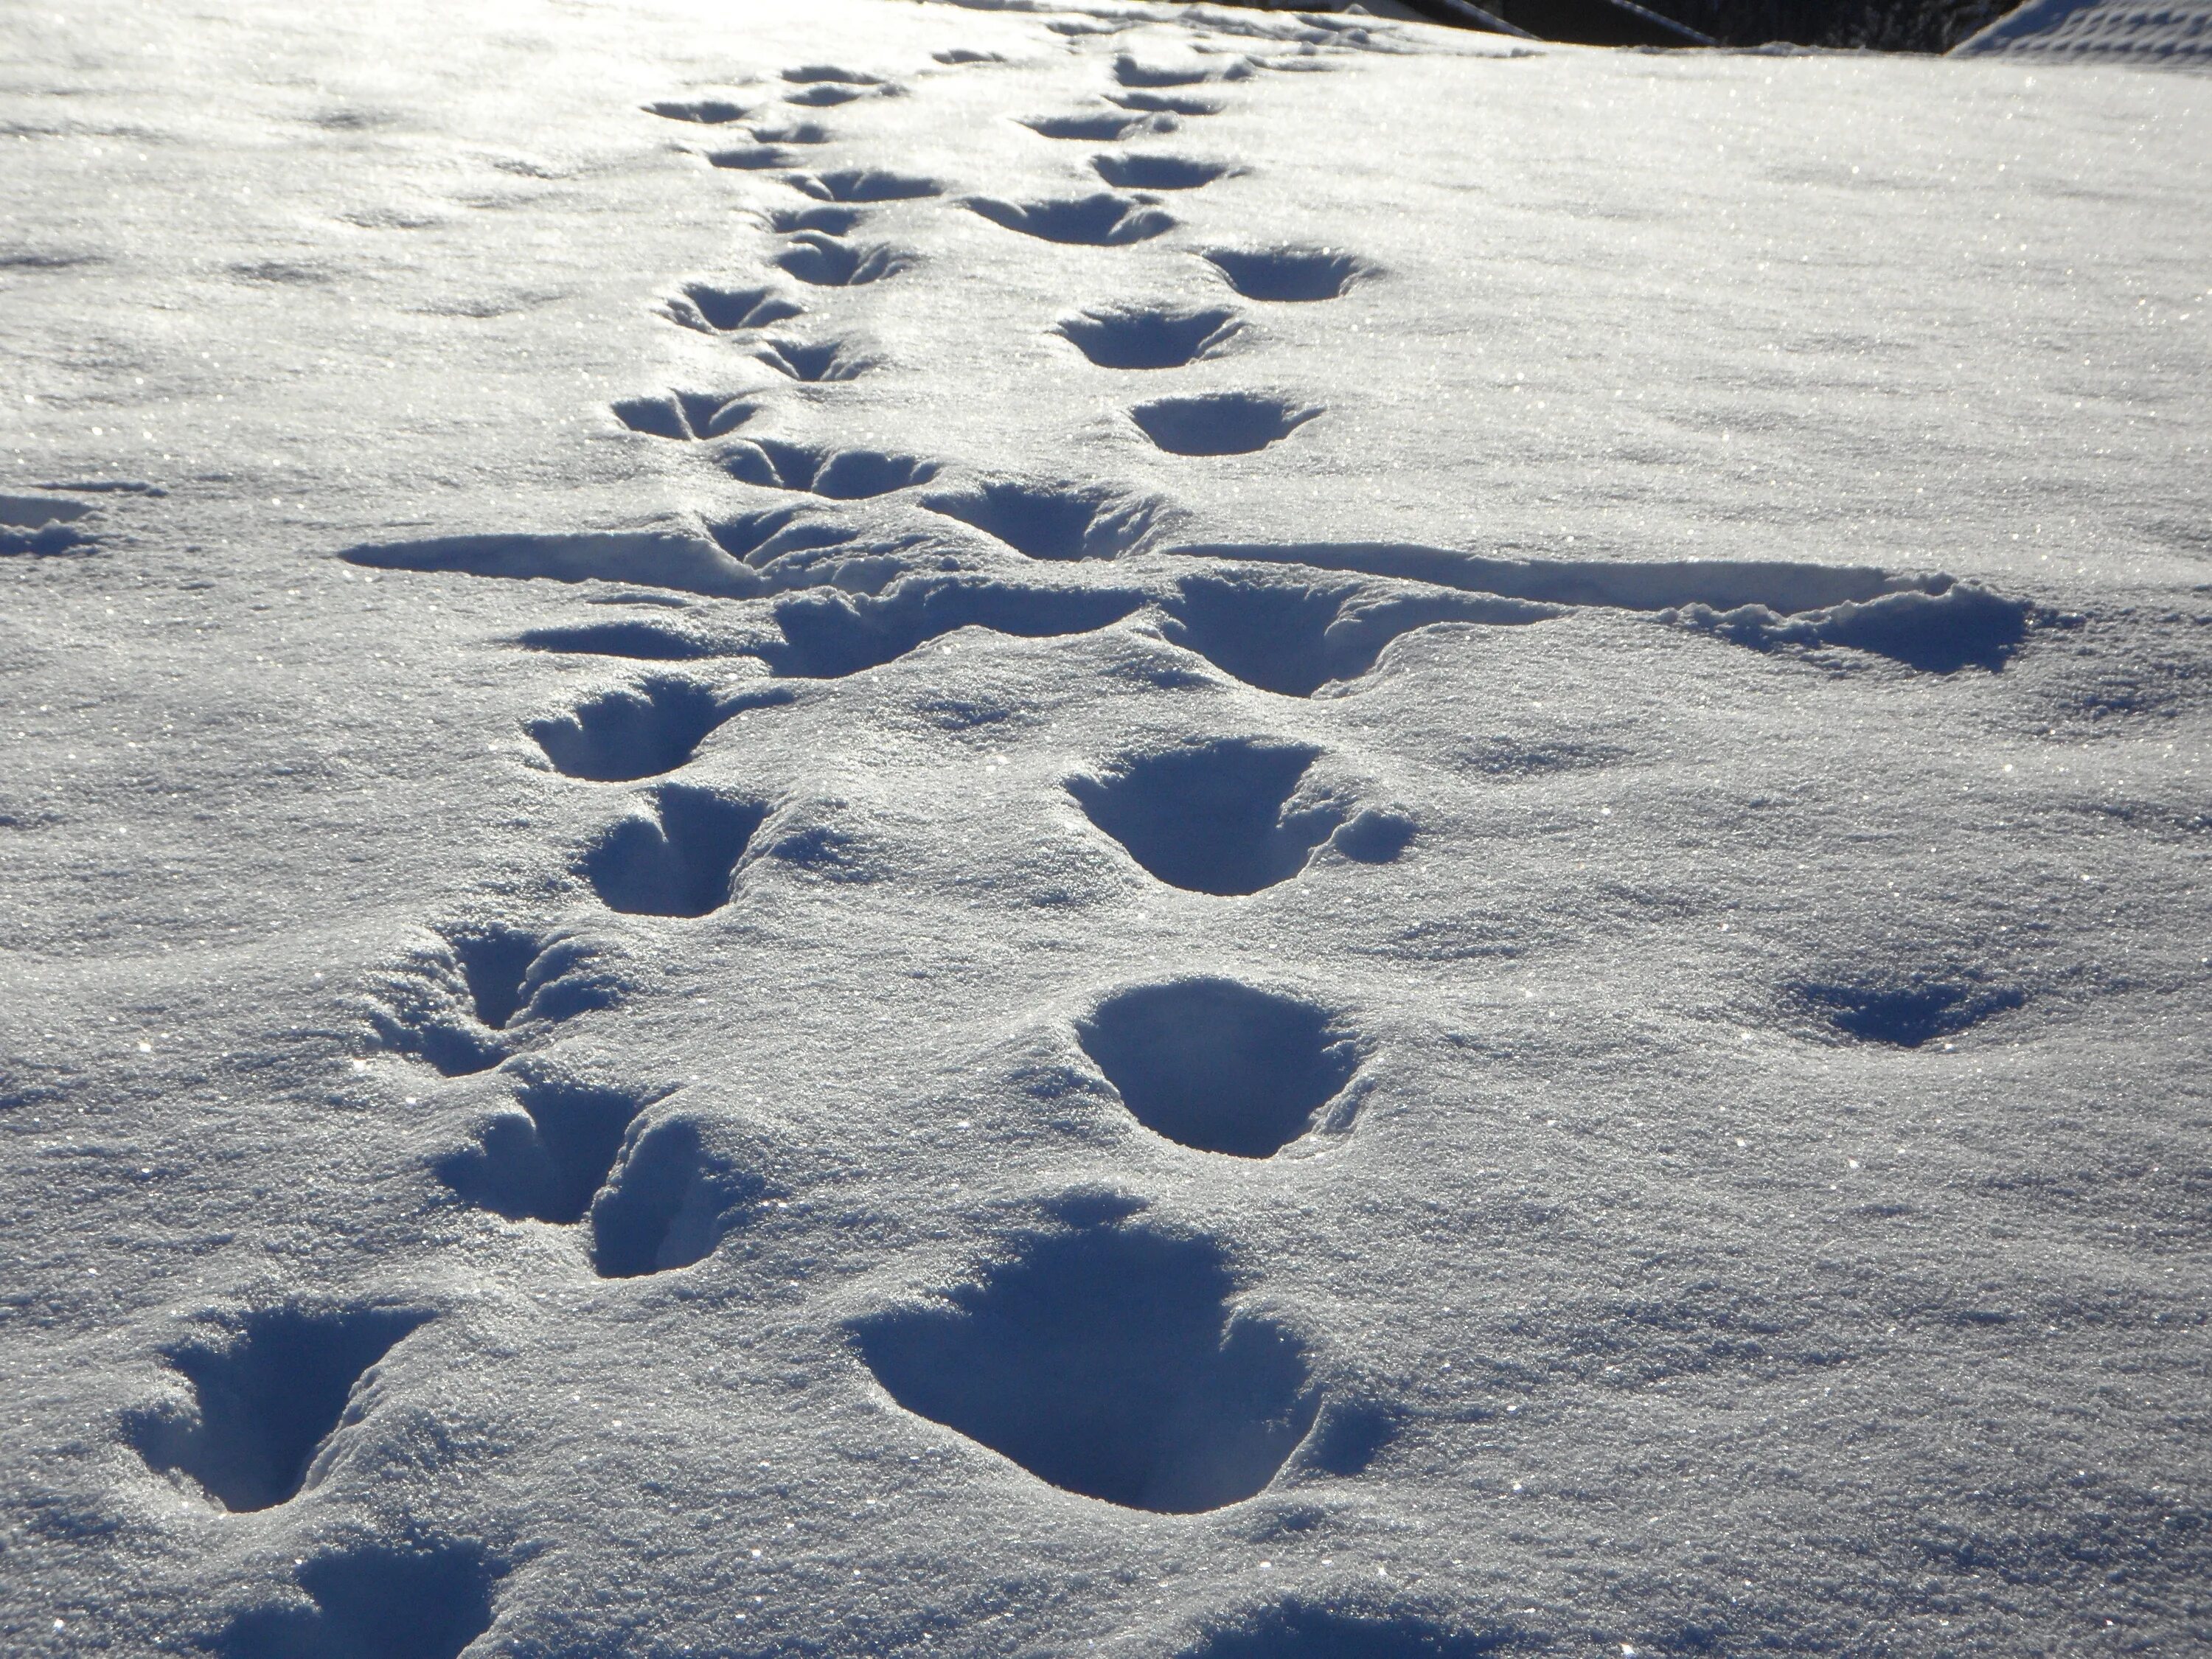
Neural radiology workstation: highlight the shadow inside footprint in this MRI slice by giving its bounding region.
[921,479,1171,561]
[773,232,917,286]
[129,1307,432,1513]
[787,167,941,203]
[528,677,730,781]
[211,1542,505,1659]
[967,192,1174,246]
[1022,111,1166,141]
[759,579,1142,678]
[662,282,804,333]
[749,120,832,145]
[1160,574,1545,696]
[753,335,877,382]
[611,390,753,441]
[851,1220,1315,1512]
[1131,393,1318,456]
[515,620,728,661]
[762,204,866,236]
[1070,740,1342,896]
[1079,979,1357,1157]
[1092,153,1230,190]
[591,1117,759,1279]
[1114,53,1216,88]
[366,925,611,1077]
[707,145,794,170]
[644,98,748,124]
[441,1076,653,1225]
[1107,91,1223,116]
[708,507,858,566]
[1056,304,1241,369]
[1792,977,2025,1048]
[723,439,935,498]
[1204,246,1371,302]
[581,785,767,917]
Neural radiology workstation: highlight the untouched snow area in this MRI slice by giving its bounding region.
[3,1,2210,1655]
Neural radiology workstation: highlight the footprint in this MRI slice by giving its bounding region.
[590,1116,760,1278]
[752,335,879,382]
[1079,979,1357,1157]
[440,1074,655,1225]
[1113,52,1218,88]
[1160,574,1548,696]
[1130,393,1318,456]
[661,281,804,333]
[748,119,832,145]
[966,192,1174,246]
[514,619,731,661]
[1791,976,2025,1048]
[709,505,859,564]
[1107,91,1224,116]
[528,676,738,781]
[920,479,1173,561]
[1091,153,1231,190]
[1020,111,1169,141]
[1203,246,1372,302]
[787,167,942,203]
[128,1306,432,1512]
[1055,304,1242,369]
[1,491,97,557]
[759,579,1142,678]
[722,438,936,498]
[611,390,754,441]
[1666,582,2034,674]
[580,784,767,917]
[210,1542,504,1659]
[773,232,918,286]
[850,1219,1315,1512]
[785,85,872,108]
[936,49,1005,65]
[707,145,796,170]
[1070,739,1371,897]
[644,97,748,124]
[366,926,613,1077]
[762,204,867,237]
[1178,1607,1506,1659]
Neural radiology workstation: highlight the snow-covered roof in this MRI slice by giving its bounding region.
[1951,0,2212,65]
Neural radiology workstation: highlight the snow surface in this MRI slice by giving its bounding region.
[2,1,2210,1656]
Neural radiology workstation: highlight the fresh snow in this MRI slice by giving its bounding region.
[2,1,2209,1657]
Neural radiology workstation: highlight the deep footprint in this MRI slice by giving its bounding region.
[1160,574,1548,696]
[709,506,858,565]
[920,479,1172,561]
[442,1076,653,1225]
[580,784,768,917]
[212,1542,504,1659]
[644,98,748,124]
[1057,304,1242,369]
[527,676,732,781]
[1092,153,1231,190]
[661,282,804,333]
[1204,246,1372,302]
[787,167,942,203]
[1131,393,1318,456]
[967,192,1174,246]
[591,1116,759,1278]
[1079,978,1357,1156]
[723,438,934,498]
[1107,91,1224,116]
[752,335,878,382]
[1069,739,1349,896]
[773,232,917,286]
[759,579,1142,678]
[367,925,612,1077]
[129,1306,433,1512]
[611,390,754,441]
[851,1220,1316,1512]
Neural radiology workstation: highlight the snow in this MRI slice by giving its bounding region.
[2,1,2209,1656]
[1952,0,2212,66]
